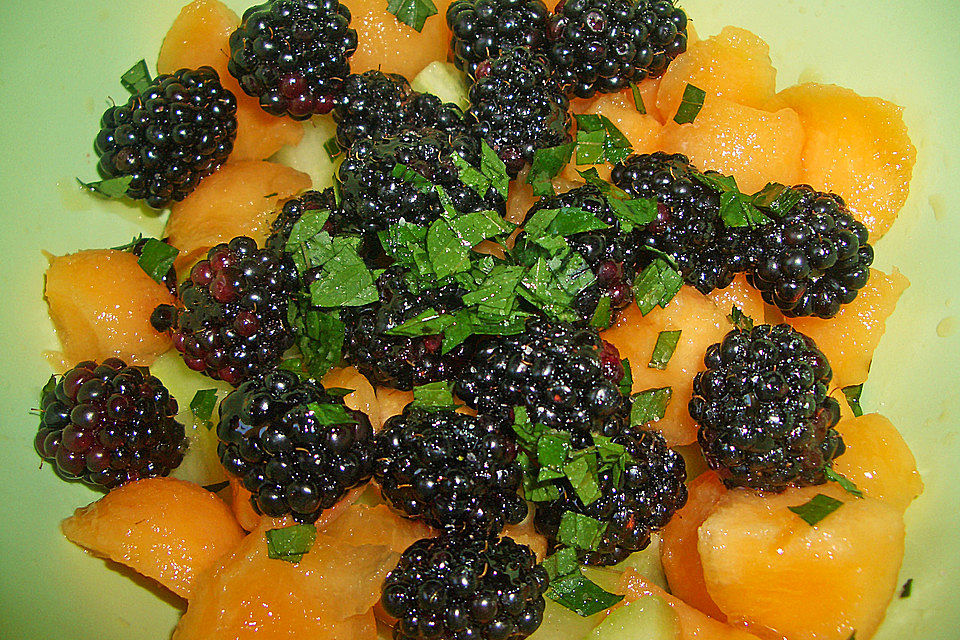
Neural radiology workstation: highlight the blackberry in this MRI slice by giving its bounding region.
[612,152,751,294]
[94,66,237,209]
[747,186,874,318]
[446,0,551,77]
[373,406,527,535]
[227,0,357,119]
[151,236,299,386]
[333,71,466,151]
[216,370,373,522]
[533,429,687,565]
[689,324,844,492]
[546,0,688,98]
[381,534,549,640]
[466,47,571,177]
[337,128,507,237]
[34,359,187,489]
[341,268,475,390]
[455,317,629,446]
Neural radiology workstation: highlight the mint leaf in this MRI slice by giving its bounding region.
[563,453,601,504]
[633,258,682,315]
[619,359,633,396]
[412,381,460,411]
[287,306,345,379]
[523,206,608,239]
[386,308,455,337]
[452,152,491,198]
[324,136,341,160]
[120,59,152,94]
[189,389,218,428]
[788,493,844,526]
[693,172,770,228]
[265,524,316,563]
[630,83,647,114]
[307,402,358,426]
[547,572,625,617]
[630,387,672,426]
[674,83,706,124]
[574,114,633,165]
[752,182,803,218]
[528,142,575,196]
[391,162,434,193]
[558,512,608,551]
[825,468,864,498]
[135,238,178,285]
[648,330,681,370]
[589,295,612,328]
[386,0,438,32]
[480,140,509,198]
[842,384,864,418]
[900,579,913,599]
[727,306,755,332]
[307,236,379,306]
[542,547,579,581]
[77,176,134,199]
[575,129,607,165]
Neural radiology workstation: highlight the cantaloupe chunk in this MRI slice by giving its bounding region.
[699,484,906,640]
[618,570,763,640]
[787,268,908,389]
[321,366,381,429]
[61,477,244,599]
[157,0,304,161]
[174,518,396,639]
[321,503,436,553]
[834,413,923,512]
[660,471,728,621]
[706,274,777,326]
[660,96,804,194]
[656,27,777,123]
[44,249,176,368]
[504,510,548,561]
[349,0,453,81]
[165,160,310,273]
[374,387,415,430]
[776,83,916,239]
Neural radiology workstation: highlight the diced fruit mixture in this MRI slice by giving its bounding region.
[37,1,922,639]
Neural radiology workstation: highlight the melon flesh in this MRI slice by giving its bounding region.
[349,0,453,81]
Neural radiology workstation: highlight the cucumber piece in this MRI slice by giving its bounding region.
[411,61,470,110]
[581,534,669,594]
[528,598,607,640]
[271,114,339,190]
[588,595,679,640]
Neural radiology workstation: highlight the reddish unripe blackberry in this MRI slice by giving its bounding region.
[689,324,844,492]
[546,0,688,98]
[747,186,874,319]
[94,66,237,209]
[381,534,549,640]
[227,0,357,119]
[446,0,551,77]
[466,47,571,177]
[533,429,687,565]
[373,406,527,536]
[151,236,299,386]
[34,359,187,489]
[216,370,373,522]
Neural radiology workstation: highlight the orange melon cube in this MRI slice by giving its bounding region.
[350,0,453,81]
[706,274,778,326]
[776,83,916,239]
[322,503,436,554]
[44,249,176,367]
[699,484,906,640]
[228,478,263,532]
[321,366,381,429]
[659,96,804,194]
[504,510,548,562]
[375,387,415,430]
[61,477,244,599]
[788,268,908,389]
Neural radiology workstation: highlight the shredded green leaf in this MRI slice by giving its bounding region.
[546,572,625,617]
[265,524,317,563]
[632,258,682,315]
[825,468,864,498]
[788,493,844,526]
[727,306,755,332]
[558,512,608,551]
[527,142,575,196]
[135,238,178,285]
[189,389,218,428]
[674,83,706,124]
[589,295,612,328]
[630,387,672,426]
[752,182,803,218]
[899,578,913,599]
[307,402,358,426]
[630,83,647,114]
[120,59,152,94]
[323,136,342,161]
[619,359,633,396]
[77,176,134,199]
[842,384,864,418]
[412,381,460,411]
[385,0,438,31]
[648,330,681,370]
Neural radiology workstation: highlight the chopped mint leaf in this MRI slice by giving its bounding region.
[727,306,755,332]
[563,453,601,504]
[77,175,134,199]
[523,206,608,239]
[558,511,608,551]
[518,252,594,324]
[286,208,331,252]
[547,571,625,617]
[825,468,864,498]
[648,330,681,370]
[527,142,575,196]
[510,406,543,449]
[480,140,509,198]
[136,238,178,285]
[391,162,434,193]
[386,308,455,337]
[573,114,633,165]
[323,136,341,161]
[788,493,843,526]
[412,381,460,411]
[427,204,512,280]
[120,59,152,94]
[575,129,607,165]
[752,182,803,218]
[307,402,358,426]
[265,523,316,563]
[632,258,682,315]
[630,387,672,426]
[630,83,646,114]
[452,152,490,198]
[542,547,579,581]
[574,167,655,232]
[673,83,706,124]
[899,578,913,599]
[842,384,864,418]
[693,171,738,194]
[386,0,437,31]
[323,387,353,398]
[692,172,770,228]
[287,306,345,379]
[189,389,218,428]
[619,359,633,396]
[40,375,57,405]
[589,295,612,328]
[307,236,380,307]
[537,431,572,479]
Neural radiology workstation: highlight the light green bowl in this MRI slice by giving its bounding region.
[1,0,957,638]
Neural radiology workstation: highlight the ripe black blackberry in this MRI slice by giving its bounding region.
[546,0,688,98]
[533,429,687,565]
[381,534,549,640]
[340,268,475,390]
[466,47,571,177]
[446,0,551,77]
[455,317,629,447]
[747,186,874,319]
[337,128,507,237]
[688,324,844,492]
[94,66,237,209]
[34,359,187,489]
[373,406,527,535]
[151,236,299,386]
[227,0,357,119]
[612,152,751,294]
[333,71,466,151]
[216,370,374,522]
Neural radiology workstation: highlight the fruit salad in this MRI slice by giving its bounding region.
[18,0,935,638]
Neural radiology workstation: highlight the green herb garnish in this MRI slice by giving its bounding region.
[558,512,608,551]
[77,176,134,199]
[824,468,864,498]
[692,172,771,228]
[323,136,341,161]
[412,381,461,411]
[589,295,612,328]
[265,523,317,563]
[480,140,510,198]
[673,83,706,124]
[135,238,178,285]
[307,401,358,426]
[189,389,218,429]
[573,114,633,165]
[632,258,682,315]
[648,330,681,370]
[386,0,437,31]
[788,493,844,526]
[727,306,755,332]
[619,359,633,396]
[546,570,625,617]
[202,480,231,493]
[630,83,646,114]
[751,182,803,217]
[285,306,346,379]
[842,384,864,418]
[120,59,152,94]
[630,387,672,426]
[527,142,575,196]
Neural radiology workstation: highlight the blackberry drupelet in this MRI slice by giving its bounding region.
[34,359,187,489]
[373,406,527,535]
[446,0,551,77]
[546,0,688,98]
[466,47,571,177]
[94,66,237,209]
[612,152,751,294]
[216,369,374,522]
[381,534,549,640]
[151,236,299,386]
[340,268,475,390]
[747,186,874,319]
[227,0,357,119]
[455,317,628,447]
[688,323,844,492]
[533,429,687,565]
